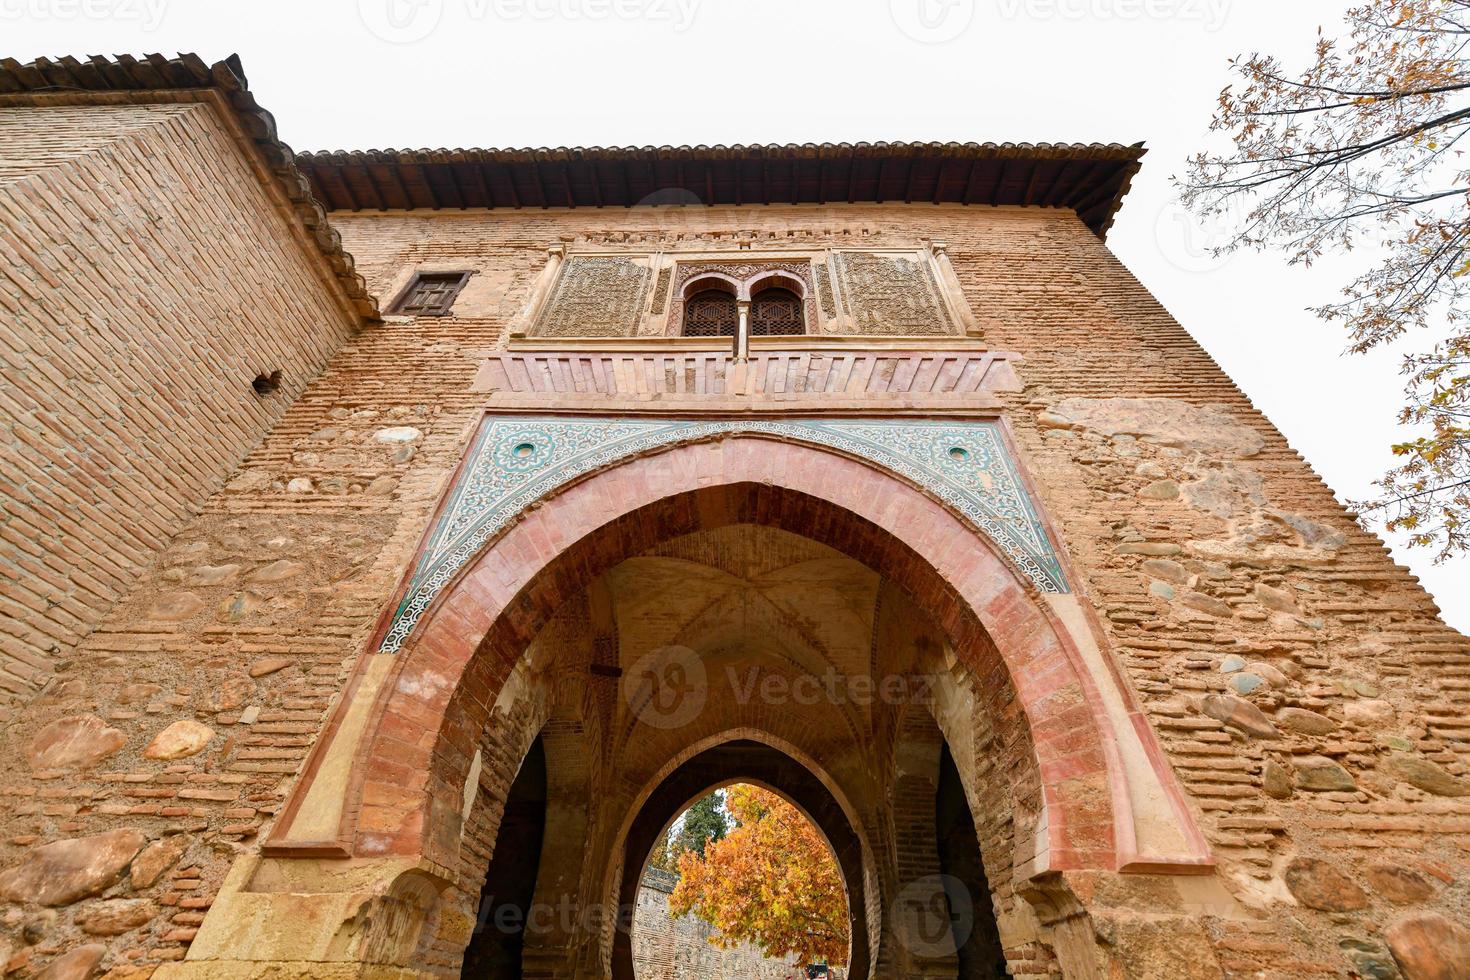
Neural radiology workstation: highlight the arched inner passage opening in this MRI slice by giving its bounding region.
[461,738,547,978]
[438,514,1040,978]
[936,743,1006,978]
[616,741,866,980]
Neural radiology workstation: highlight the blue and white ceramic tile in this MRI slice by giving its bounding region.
[379,416,1069,653]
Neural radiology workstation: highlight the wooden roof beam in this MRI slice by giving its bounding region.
[1021,162,1044,206]
[502,162,522,208]
[559,162,576,208]
[329,167,362,212]
[361,166,392,211]
[989,159,1010,207]
[590,160,604,207]
[466,161,494,208]
[531,161,551,208]
[441,162,468,209]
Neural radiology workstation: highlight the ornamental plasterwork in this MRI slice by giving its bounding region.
[813,263,838,318]
[833,251,955,335]
[378,416,1070,654]
[532,256,651,337]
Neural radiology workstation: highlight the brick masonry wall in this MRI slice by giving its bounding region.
[0,103,357,714]
[0,200,1464,977]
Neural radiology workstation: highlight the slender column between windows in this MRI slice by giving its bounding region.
[735,300,751,360]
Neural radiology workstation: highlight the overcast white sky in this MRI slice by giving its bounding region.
[10,0,1466,628]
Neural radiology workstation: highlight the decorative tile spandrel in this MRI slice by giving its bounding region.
[379,416,1069,653]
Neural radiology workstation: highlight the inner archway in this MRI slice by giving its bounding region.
[615,740,868,979]
[936,744,1006,979]
[462,737,547,978]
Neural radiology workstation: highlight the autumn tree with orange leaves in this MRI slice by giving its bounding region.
[1182,0,1470,557]
[669,784,849,969]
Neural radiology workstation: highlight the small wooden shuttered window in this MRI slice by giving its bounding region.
[389,272,471,316]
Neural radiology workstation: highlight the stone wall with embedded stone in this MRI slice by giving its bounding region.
[0,200,1465,979]
[631,868,801,979]
[0,103,358,717]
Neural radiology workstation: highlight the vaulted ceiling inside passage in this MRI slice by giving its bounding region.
[608,525,881,682]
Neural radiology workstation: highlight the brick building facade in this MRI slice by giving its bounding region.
[0,54,1467,979]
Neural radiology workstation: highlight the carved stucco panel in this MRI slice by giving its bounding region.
[532,256,651,337]
[834,251,955,335]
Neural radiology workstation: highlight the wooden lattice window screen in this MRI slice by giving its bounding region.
[389,271,472,316]
[750,288,805,336]
[683,290,739,337]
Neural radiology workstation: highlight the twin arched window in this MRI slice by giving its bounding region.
[681,281,806,339]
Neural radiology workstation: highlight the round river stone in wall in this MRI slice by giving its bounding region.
[1138,479,1179,500]
[77,899,156,936]
[1276,707,1337,736]
[248,658,292,678]
[1229,673,1264,695]
[145,592,204,622]
[372,426,421,444]
[1385,912,1470,979]
[1294,756,1357,792]
[1283,857,1370,912]
[143,720,215,761]
[0,829,146,906]
[130,836,187,890]
[1365,864,1436,904]
[1343,699,1396,727]
[26,715,126,771]
[1200,694,1278,739]
[247,560,305,584]
[207,677,255,713]
[185,564,240,587]
[1382,754,1470,797]
[1262,760,1293,799]
[33,943,106,980]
